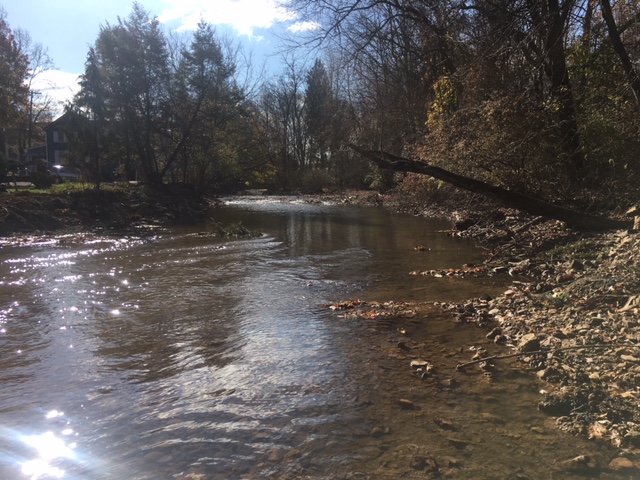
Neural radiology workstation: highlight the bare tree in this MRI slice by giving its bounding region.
[15,29,56,154]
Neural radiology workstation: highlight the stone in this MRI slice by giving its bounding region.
[625,430,640,447]
[284,448,302,460]
[268,448,284,462]
[398,398,416,409]
[479,412,505,424]
[440,378,459,388]
[518,333,540,352]
[621,354,639,362]
[554,454,597,472]
[539,390,575,416]
[486,327,501,340]
[410,456,438,472]
[608,457,636,472]
[410,359,430,368]
[537,367,561,381]
[568,259,584,271]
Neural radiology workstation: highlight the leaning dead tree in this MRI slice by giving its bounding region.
[349,144,632,232]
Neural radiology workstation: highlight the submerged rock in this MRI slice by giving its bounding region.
[608,457,637,472]
[538,388,579,416]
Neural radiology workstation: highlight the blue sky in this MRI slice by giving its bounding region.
[2,0,318,111]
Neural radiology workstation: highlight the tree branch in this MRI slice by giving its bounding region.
[349,144,632,231]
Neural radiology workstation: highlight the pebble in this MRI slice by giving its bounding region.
[478,412,505,424]
[485,327,501,339]
[143,451,164,462]
[398,398,416,409]
[268,448,284,462]
[284,448,302,460]
[554,454,598,472]
[410,359,430,368]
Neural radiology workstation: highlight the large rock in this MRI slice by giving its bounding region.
[518,333,540,352]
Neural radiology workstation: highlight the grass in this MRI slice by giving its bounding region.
[543,237,602,263]
[4,182,93,195]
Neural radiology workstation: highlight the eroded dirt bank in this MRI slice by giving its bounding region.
[0,185,209,237]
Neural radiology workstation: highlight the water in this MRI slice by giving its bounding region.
[0,197,619,479]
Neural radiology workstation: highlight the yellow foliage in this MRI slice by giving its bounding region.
[426,76,458,128]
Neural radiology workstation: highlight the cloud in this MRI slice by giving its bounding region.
[287,21,321,33]
[158,0,297,36]
[31,70,81,114]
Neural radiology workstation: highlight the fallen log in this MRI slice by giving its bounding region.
[349,144,632,232]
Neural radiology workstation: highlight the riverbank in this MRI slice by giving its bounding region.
[325,189,640,467]
[0,184,209,237]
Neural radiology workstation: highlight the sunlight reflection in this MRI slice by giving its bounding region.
[20,431,76,479]
[17,411,78,479]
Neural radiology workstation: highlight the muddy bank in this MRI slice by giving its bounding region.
[0,184,209,237]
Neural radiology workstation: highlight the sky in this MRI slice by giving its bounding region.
[1,0,319,114]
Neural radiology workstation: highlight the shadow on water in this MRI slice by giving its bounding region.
[0,197,620,479]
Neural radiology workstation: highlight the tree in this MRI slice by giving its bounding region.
[76,4,256,192]
[15,28,56,154]
[599,0,640,105]
[0,8,28,167]
[90,2,171,186]
[257,56,308,189]
[305,59,333,170]
[167,20,239,190]
[350,144,632,231]
[75,47,105,188]
[285,0,596,190]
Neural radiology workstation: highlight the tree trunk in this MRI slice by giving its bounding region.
[601,0,640,106]
[544,0,586,174]
[349,144,631,231]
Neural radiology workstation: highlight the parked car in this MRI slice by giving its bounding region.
[51,165,82,183]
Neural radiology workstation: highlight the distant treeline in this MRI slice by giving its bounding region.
[2,1,640,207]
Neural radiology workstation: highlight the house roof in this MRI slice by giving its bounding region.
[26,145,46,156]
[45,110,89,131]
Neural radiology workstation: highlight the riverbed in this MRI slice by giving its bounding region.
[0,197,620,479]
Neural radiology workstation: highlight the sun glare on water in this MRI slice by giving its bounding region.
[20,411,77,479]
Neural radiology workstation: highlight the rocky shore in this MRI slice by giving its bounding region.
[442,227,640,451]
[337,189,640,469]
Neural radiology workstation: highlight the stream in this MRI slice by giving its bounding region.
[0,197,619,479]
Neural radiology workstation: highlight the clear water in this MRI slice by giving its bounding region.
[0,197,619,479]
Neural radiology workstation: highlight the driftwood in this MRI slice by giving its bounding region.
[455,344,637,370]
[349,144,632,232]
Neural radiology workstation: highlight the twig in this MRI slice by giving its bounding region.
[456,344,637,370]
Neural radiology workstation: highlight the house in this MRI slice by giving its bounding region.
[42,110,91,170]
